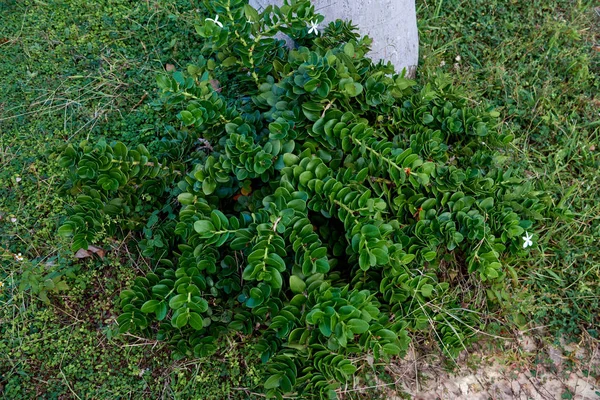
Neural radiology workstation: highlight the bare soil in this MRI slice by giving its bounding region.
[367,332,600,400]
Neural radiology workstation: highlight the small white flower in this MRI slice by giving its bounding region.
[439,60,446,67]
[15,177,22,183]
[14,253,24,262]
[522,231,533,249]
[10,217,17,223]
[455,55,461,62]
[206,15,223,28]
[0,281,4,288]
[308,20,319,35]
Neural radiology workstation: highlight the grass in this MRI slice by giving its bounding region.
[1,0,599,398]
[417,0,600,339]
[0,1,259,398]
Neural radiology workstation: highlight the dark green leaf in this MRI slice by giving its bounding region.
[194,220,215,236]
[264,374,280,389]
[421,284,434,298]
[189,312,204,330]
[174,312,189,328]
[243,4,260,21]
[289,275,306,294]
[169,294,187,310]
[347,318,369,334]
[141,300,159,313]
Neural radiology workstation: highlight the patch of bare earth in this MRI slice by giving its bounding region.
[353,332,600,399]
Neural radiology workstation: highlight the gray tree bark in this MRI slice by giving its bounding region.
[249,0,419,76]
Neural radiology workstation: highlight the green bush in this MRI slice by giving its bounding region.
[58,0,545,397]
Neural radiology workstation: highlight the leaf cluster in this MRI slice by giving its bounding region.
[58,0,544,397]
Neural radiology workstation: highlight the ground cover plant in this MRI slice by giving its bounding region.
[57,0,546,396]
[1,0,598,398]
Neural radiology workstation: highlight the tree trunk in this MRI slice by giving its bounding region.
[249,0,419,76]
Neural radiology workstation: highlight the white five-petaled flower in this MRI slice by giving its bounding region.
[308,20,319,35]
[522,231,533,249]
[206,15,223,28]
[14,253,24,262]
[10,217,17,223]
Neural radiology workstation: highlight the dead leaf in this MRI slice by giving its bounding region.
[74,245,106,259]
[87,245,106,258]
[241,186,252,196]
[74,249,91,259]
[210,79,221,92]
[165,63,175,72]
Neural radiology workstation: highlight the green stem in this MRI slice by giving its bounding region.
[226,0,303,85]
[352,137,404,177]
